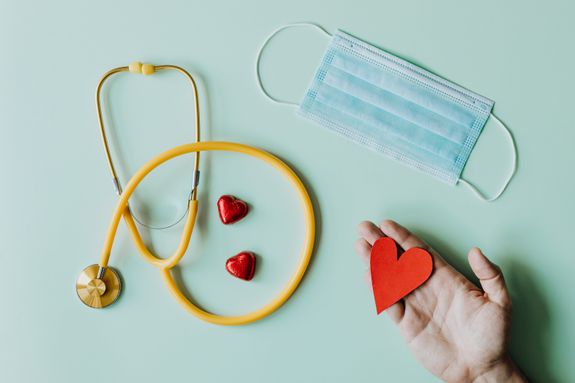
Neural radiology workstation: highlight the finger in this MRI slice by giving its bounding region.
[357,221,385,245]
[467,247,511,308]
[386,301,405,324]
[378,220,430,251]
[354,238,371,264]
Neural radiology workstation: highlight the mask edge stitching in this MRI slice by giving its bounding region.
[333,31,492,105]
[452,114,489,181]
[332,35,493,115]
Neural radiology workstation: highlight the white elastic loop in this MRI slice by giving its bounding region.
[459,113,517,202]
[256,22,332,106]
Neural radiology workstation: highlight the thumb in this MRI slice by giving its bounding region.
[467,247,511,308]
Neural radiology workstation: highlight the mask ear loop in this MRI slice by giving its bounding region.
[459,113,517,202]
[256,22,332,106]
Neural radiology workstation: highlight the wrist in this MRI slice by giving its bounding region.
[470,357,527,383]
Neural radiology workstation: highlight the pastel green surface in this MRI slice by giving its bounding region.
[0,0,573,382]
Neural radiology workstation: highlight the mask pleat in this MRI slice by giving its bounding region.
[330,51,478,129]
[332,32,494,112]
[315,82,461,163]
[297,98,456,181]
[323,65,471,145]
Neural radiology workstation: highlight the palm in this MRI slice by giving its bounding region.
[355,220,516,383]
[399,255,509,381]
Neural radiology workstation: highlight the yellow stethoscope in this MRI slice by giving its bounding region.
[76,62,315,325]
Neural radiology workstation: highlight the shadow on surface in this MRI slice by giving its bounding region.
[276,156,323,281]
[505,259,556,383]
[414,228,475,282]
[415,231,557,382]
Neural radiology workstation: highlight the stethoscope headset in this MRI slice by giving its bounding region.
[76,62,315,325]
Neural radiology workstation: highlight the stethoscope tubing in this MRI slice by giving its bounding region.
[100,141,315,325]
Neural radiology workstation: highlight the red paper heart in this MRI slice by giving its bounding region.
[370,237,433,314]
[226,251,256,281]
[217,195,249,224]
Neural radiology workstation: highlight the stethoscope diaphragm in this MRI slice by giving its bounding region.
[76,264,121,308]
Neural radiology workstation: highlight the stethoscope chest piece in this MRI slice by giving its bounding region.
[76,265,122,308]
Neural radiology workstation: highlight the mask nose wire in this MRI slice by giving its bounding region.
[256,22,332,106]
[459,113,518,202]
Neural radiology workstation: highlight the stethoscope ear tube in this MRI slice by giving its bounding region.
[95,62,201,230]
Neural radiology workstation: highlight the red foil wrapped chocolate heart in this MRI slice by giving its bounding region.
[217,195,249,224]
[226,251,256,281]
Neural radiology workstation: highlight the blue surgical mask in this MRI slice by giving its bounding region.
[256,23,517,201]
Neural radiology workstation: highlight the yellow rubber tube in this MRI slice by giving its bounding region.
[122,202,197,269]
[98,141,315,325]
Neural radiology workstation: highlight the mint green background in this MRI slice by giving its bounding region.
[1,0,573,382]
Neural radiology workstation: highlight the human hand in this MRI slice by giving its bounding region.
[355,220,527,383]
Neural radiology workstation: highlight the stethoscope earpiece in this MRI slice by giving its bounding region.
[128,61,155,75]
